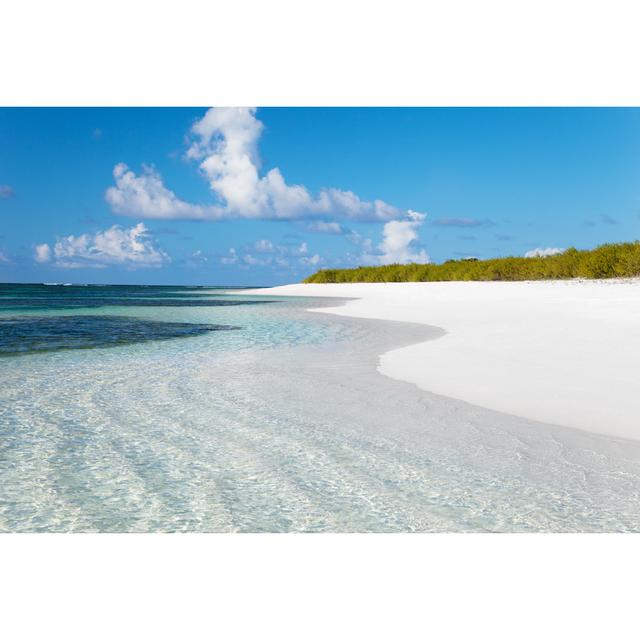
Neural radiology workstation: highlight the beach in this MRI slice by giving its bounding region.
[4,283,640,531]
[239,279,640,441]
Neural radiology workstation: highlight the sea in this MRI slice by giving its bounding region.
[1,282,639,532]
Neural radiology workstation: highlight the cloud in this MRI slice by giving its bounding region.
[253,239,275,253]
[300,253,321,266]
[182,249,212,268]
[378,210,430,265]
[106,108,407,223]
[432,217,493,228]
[219,248,238,265]
[219,237,318,269]
[0,249,11,263]
[305,221,344,234]
[305,220,375,254]
[34,223,169,269]
[0,185,15,199]
[34,243,52,263]
[105,163,221,220]
[600,214,618,225]
[524,247,564,258]
[344,230,373,253]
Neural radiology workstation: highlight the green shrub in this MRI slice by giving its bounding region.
[304,241,640,283]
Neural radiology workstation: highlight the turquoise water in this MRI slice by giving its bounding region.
[1,283,640,532]
[0,284,356,356]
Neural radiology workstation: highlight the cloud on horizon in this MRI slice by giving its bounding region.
[214,237,319,270]
[524,247,564,258]
[34,223,169,269]
[376,211,430,265]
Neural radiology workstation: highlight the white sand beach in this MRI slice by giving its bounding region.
[241,280,640,440]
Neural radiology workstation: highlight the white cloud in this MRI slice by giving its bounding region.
[220,248,238,264]
[378,210,430,265]
[253,239,275,253]
[105,163,222,220]
[524,247,564,258]
[220,237,319,269]
[106,108,408,223]
[300,253,321,266]
[306,220,374,254]
[0,249,11,263]
[345,230,373,253]
[34,243,52,263]
[34,223,169,269]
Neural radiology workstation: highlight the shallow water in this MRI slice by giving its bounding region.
[0,315,239,356]
[1,283,639,531]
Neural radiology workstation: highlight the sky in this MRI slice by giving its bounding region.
[1,107,639,286]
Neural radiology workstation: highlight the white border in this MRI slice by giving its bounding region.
[3,0,640,106]
[2,1,640,637]
[1,534,638,639]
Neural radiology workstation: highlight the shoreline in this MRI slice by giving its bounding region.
[233,279,640,441]
[4,287,640,531]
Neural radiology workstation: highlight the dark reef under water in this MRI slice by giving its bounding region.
[0,315,239,356]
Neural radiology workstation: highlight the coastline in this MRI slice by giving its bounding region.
[235,279,640,441]
[3,287,640,531]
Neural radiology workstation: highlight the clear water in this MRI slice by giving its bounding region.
[1,283,639,532]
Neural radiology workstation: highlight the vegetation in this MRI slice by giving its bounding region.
[305,241,640,283]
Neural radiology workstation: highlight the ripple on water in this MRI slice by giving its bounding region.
[1,292,640,532]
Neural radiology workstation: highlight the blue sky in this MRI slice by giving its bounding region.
[1,107,639,285]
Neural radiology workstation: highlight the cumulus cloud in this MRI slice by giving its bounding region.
[219,237,318,269]
[300,253,321,266]
[378,211,430,265]
[105,163,221,219]
[0,185,15,199]
[524,247,565,258]
[220,248,238,265]
[34,223,169,269]
[106,108,406,223]
[253,239,276,253]
[34,243,52,263]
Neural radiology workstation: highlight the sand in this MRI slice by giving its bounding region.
[238,279,640,440]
